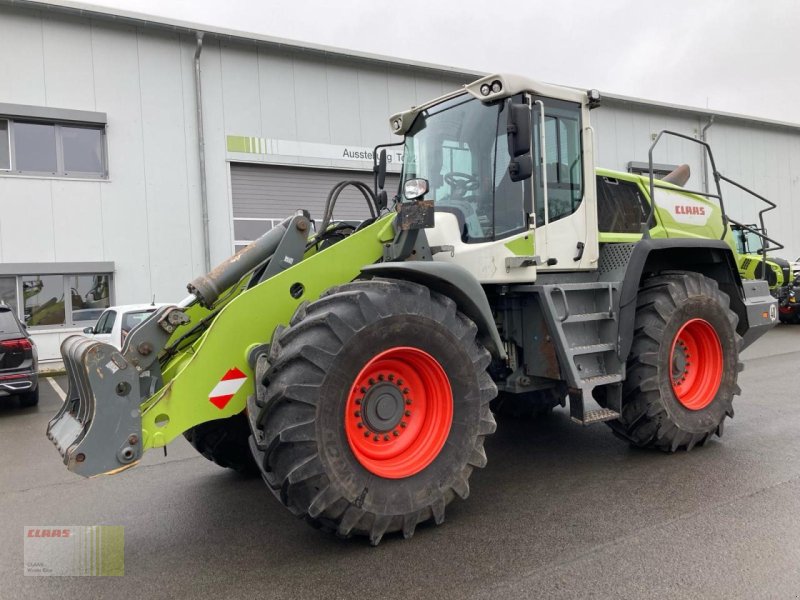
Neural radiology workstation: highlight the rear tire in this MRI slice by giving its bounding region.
[19,388,39,408]
[252,278,497,545]
[183,413,258,475]
[607,272,742,451]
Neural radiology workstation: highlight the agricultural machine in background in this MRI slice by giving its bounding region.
[48,74,778,545]
[730,222,798,323]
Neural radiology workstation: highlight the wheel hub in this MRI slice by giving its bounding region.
[362,382,405,433]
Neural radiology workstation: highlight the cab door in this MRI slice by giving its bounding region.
[531,97,598,271]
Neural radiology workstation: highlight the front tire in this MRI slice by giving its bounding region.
[608,272,742,451]
[252,279,497,545]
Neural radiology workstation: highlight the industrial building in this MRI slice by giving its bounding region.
[1,0,798,360]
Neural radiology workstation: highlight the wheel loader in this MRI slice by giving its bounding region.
[47,73,779,545]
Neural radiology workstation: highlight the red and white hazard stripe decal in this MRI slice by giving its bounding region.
[208,367,247,409]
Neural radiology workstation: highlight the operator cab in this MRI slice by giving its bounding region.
[391,74,597,283]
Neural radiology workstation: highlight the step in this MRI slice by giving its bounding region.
[563,311,615,323]
[570,342,616,355]
[580,373,624,387]
[571,407,620,425]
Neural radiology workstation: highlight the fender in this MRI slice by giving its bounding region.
[361,262,507,360]
[617,238,746,359]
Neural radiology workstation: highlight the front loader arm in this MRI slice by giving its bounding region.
[48,213,396,477]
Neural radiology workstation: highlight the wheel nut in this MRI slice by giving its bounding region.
[405,399,412,405]
[354,411,361,417]
[388,374,395,381]
[364,431,370,437]
[357,422,364,428]
[400,422,407,428]
[378,374,384,381]
[369,378,375,385]
[383,434,389,441]
[403,388,409,394]
[355,399,361,405]
[405,410,411,417]
[361,387,367,393]
[393,430,399,436]
[397,379,403,385]
[373,435,379,441]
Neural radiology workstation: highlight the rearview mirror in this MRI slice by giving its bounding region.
[507,103,531,157]
[83,327,93,334]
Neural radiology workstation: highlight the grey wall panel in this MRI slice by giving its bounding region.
[0,178,56,262]
[91,21,152,303]
[199,40,236,266]
[257,47,298,141]
[231,163,400,225]
[220,42,262,138]
[51,179,104,262]
[326,60,363,147]
[137,29,198,302]
[41,15,96,110]
[293,54,332,144]
[0,7,47,106]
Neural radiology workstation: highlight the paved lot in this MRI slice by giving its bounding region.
[1,326,799,599]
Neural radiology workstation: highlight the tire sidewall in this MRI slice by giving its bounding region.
[314,314,481,516]
[655,294,738,433]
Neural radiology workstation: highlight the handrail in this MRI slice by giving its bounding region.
[644,129,782,285]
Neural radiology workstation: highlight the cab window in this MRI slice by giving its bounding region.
[533,98,583,225]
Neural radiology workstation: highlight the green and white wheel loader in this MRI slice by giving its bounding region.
[47,74,779,545]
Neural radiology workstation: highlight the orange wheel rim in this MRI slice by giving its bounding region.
[344,347,453,479]
[670,318,723,410]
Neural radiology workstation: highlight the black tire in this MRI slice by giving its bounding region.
[607,272,742,452]
[183,413,258,475]
[18,388,39,408]
[490,386,566,419]
[252,278,497,545]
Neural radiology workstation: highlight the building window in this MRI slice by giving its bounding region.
[0,117,107,178]
[1,273,111,329]
[0,277,17,314]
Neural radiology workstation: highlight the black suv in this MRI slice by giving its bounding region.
[0,304,39,407]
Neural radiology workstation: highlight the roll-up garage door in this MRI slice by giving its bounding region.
[230,163,400,250]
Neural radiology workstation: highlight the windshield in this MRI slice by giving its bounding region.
[734,226,763,254]
[401,95,528,243]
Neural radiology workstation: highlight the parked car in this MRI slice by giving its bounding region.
[0,304,39,407]
[83,304,170,350]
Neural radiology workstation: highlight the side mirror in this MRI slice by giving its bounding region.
[507,102,532,182]
[83,327,93,334]
[507,103,531,157]
[376,149,387,190]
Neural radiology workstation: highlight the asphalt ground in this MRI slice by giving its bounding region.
[1,325,799,599]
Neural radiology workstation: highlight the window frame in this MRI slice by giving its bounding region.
[2,117,108,179]
[0,272,114,330]
[0,118,10,171]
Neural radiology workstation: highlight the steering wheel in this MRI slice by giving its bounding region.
[444,172,480,198]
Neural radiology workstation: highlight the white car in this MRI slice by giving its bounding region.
[83,303,170,350]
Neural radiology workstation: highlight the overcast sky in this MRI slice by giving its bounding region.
[82,0,799,124]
